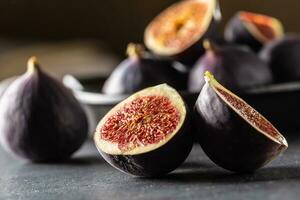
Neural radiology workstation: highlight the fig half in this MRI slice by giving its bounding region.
[188,40,273,93]
[0,57,88,162]
[95,84,193,177]
[259,35,300,83]
[225,11,284,52]
[144,0,221,65]
[102,43,189,95]
[194,71,288,173]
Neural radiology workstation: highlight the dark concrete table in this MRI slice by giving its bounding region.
[1,138,300,200]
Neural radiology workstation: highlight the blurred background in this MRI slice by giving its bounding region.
[0,0,299,80]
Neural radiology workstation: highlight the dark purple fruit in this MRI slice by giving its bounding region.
[259,35,300,83]
[225,11,284,52]
[188,40,273,93]
[102,43,189,95]
[194,71,288,173]
[0,57,88,162]
[94,84,193,177]
[144,0,221,65]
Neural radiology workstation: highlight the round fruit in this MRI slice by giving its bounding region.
[224,11,284,52]
[194,71,288,173]
[102,43,189,95]
[0,57,88,162]
[188,40,273,93]
[94,84,193,177]
[144,0,221,65]
[259,35,300,83]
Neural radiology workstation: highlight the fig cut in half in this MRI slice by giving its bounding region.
[144,0,221,65]
[194,71,288,173]
[94,84,193,177]
[225,11,284,51]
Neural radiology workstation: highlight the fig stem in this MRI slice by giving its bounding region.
[203,39,219,53]
[27,56,40,74]
[204,71,215,84]
[126,43,145,59]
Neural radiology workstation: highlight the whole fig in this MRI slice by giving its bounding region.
[259,35,300,83]
[102,43,189,95]
[0,57,88,162]
[188,40,273,93]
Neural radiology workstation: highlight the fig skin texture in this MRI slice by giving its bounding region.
[259,35,300,83]
[144,0,221,66]
[188,40,273,93]
[0,57,88,162]
[102,43,189,95]
[224,11,284,52]
[194,71,288,173]
[95,84,193,177]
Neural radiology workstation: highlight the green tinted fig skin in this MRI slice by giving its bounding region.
[193,83,287,173]
[102,55,189,95]
[188,45,273,93]
[97,109,193,177]
[0,65,88,162]
[259,35,300,83]
[224,14,264,52]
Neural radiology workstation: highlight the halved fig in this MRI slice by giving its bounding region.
[144,0,221,65]
[94,84,193,177]
[194,71,288,173]
[225,11,284,52]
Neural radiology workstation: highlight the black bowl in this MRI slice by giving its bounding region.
[2,75,300,138]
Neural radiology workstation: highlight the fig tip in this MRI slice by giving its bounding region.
[126,43,144,58]
[204,71,214,83]
[27,56,40,73]
[203,39,218,52]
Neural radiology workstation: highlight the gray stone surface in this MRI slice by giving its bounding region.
[0,139,300,200]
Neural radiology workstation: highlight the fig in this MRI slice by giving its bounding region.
[194,71,288,173]
[94,84,193,177]
[188,40,273,93]
[102,43,189,95]
[144,0,221,65]
[224,11,284,52]
[259,35,300,83]
[0,57,88,162]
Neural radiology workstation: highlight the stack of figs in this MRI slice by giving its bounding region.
[0,0,298,177]
[95,0,295,177]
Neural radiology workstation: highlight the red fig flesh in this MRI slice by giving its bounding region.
[95,84,193,177]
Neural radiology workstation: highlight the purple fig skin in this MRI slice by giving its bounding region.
[102,49,189,95]
[0,58,88,162]
[224,13,263,52]
[188,43,273,93]
[259,35,300,83]
[193,73,288,173]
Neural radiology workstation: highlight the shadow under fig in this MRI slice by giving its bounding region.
[146,162,300,184]
[20,154,104,166]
